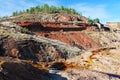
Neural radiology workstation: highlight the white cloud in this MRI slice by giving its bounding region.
[69,3,110,23]
[0,0,35,16]
[36,0,58,6]
[0,0,111,23]
[0,0,58,17]
[106,17,120,22]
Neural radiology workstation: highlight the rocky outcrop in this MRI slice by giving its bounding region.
[67,48,120,76]
[36,32,99,49]
[4,13,88,22]
[0,22,81,62]
[0,35,81,62]
[10,13,103,50]
[0,56,119,80]
[1,15,120,80]
[0,35,19,58]
[15,21,87,33]
[0,60,68,80]
[14,21,99,49]
[86,32,120,48]
[57,15,83,22]
[0,61,50,80]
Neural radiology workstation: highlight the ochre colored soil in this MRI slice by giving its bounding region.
[15,21,99,49]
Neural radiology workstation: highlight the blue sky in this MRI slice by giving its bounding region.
[0,0,120,23]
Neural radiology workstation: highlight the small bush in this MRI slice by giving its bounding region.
[12,4,82,16]
[20,27,29,34]
[73,21,78,25]
[87,18,100,26]
[87,19,94,25]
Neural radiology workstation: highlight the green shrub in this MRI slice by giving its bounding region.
[20,27,29,34]
[93,18,100,23]
[87,18,100,25]
[73,21,78,25]
[87,19,94,25]
[12,4,82,16]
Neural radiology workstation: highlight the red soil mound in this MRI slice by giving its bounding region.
[15,21,99,49]
[35,32,98,49]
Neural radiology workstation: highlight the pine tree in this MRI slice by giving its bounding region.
[12,4,82,16]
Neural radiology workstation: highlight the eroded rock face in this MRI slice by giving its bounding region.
[0,35,19,58]
[37,32,99,49]
[57,16,72,22]
[0,58,68,80]
[17,39,61,62]
[6,13,87,22]
[57,15,83,22]
[0,21,82,62]
[67,48,120,76]
[0,58,119,80]
[0,60,71,80]
[1,17,120,80]
[0,35,80,62]
[0,62,50,80]
[15,21,99,49]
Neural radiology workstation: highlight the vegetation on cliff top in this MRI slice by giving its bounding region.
[12,4,82,16]
[87,18,100,25]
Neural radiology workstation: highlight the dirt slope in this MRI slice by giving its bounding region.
[15,21,99,49]
[67,48,120,75]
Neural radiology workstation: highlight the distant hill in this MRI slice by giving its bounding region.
[12,4,82,16]
[0,4,101,26]
[0,4,88,23]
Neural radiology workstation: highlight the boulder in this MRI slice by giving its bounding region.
[57,16,72,22]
